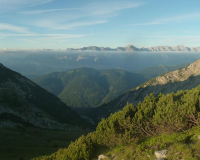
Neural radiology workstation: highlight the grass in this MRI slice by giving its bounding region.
[101,126,200,160]
[0,127,92,160]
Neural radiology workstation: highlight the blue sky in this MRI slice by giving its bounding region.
[0,0,200,49]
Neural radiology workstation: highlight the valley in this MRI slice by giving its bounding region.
[2,1,200,159]
[0,53,200,159]
[1,53,200,160]
[34,68,146,108]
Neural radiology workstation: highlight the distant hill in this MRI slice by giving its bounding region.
[0,64,92,129]
[34,68,146,108]
[82,59,200,124]
[67,45,200,52]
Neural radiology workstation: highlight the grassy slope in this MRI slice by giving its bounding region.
[103,126,200,160]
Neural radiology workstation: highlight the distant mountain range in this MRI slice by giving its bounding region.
[34,68,146,108]
[0,64,92,129]
[82,58,200,124]
[67,45,200,52]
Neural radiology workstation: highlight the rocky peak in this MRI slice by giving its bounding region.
[125,45,138,51]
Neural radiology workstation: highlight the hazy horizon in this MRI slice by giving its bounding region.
[1,0,200,49]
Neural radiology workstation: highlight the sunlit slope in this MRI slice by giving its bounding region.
[83,59,200,123]
[34,68,146,108]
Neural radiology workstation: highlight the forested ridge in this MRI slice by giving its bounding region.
[34,68,145,108]
[33,85,200,160]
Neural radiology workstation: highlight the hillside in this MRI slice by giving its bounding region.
[82,59,200,124]
[33,85,200,160]
[0,64,92,129]
[34,68,146,108]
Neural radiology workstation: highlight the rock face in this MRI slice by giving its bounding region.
[155,149,167,159]
[67,45,200,52]
[84,59,200,124]
[0,64,92,129]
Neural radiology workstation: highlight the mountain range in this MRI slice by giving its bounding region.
[67,45,200,52]
[34,68,146,108]
[82,58,200,124]
[1,51,200,79]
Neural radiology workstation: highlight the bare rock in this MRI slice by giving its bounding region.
[98,154,109,160]
[154,149,167,159]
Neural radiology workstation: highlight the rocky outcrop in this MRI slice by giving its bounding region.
[155,149,167,159]
[98,154,109,160]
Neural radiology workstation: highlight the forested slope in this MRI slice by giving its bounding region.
[34,68,145,108]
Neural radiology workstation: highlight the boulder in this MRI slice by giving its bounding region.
[154,149,167,159]
[98,154,109,160]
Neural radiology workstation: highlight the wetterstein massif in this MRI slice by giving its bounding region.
[67,45,200,52]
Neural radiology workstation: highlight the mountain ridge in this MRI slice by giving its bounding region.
[67,45,200,52]
[82,58,200,124]
[34,68,146,108]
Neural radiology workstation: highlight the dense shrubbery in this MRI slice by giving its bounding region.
[34,85,200,160]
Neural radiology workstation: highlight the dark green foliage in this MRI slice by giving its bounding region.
[34,85,200,160]
[34,68,146,108]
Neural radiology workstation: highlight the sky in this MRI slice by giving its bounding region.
[1,0,200,49]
